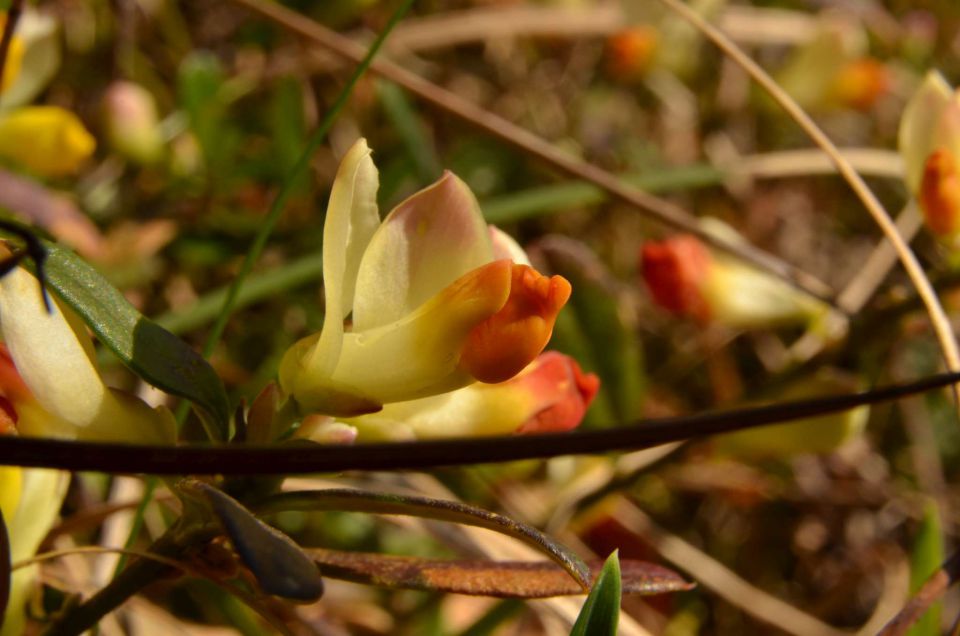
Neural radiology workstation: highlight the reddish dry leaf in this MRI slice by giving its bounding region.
[307,549,693,598]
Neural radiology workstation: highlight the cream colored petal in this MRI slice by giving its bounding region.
[351,171,494,332]
[0,266,174,443]
[0,266,107,430]
[489,226,531,265]
[303,138,380,378]
[1,468,68,636]
[899,70,954,193]
[286,260,512,415]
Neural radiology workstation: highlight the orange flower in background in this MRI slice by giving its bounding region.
[899,71,960,248]
[604,26,658,82]
[280,139,571,417]
[640,228,831,330]
[301,351,599,441]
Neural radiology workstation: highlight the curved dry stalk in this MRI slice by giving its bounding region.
[230,0,834,303]
[654,0,960,396]
[876,552,960,636]
[615,501,847,636]
[837,203,923,314]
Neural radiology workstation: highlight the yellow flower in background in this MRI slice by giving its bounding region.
[0,466,68,636]
[0,9,60,109]
[0,106,95,177]
[899,71,960,248]
[280,138,571,417]
[0,254,174,442]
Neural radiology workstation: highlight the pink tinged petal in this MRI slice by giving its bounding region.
[305,138,380,379]
[351,171,494,332]
[899,71,954,193]
[283,259,513,416]
[489,226,531,265]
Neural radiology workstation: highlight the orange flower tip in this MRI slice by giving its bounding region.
[920,148,960,237]
[833,58,890,111]
[640,235,712,321]
[459,265,571,384]
[0,342,30,403]
[516,353,600,435]
[605,26,658,81]
[0,395,17,434]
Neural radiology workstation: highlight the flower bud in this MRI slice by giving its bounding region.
[0,106,95,176]
[103,81,164,165]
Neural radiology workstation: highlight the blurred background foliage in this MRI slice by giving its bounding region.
[7,0,960,633]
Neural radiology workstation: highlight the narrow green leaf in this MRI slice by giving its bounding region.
[37,242,230,437]
[255,488,591,590]
[378,80,441,184]
[907,500,944,636]
[570,551,621,636]
[0,506,10,627]
[196,482,324,602]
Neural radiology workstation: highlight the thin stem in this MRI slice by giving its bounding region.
[230,0,835,303]
[653,0,960,397]
[5,369,960,475]
[876,552,960,636]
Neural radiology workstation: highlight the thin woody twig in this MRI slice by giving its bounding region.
[876,552,960,636]
[229,0,836,304]
[654,0,960,404]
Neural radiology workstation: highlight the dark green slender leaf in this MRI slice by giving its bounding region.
[307,549,690,598]
[570,551,621,636]
[35,242,230,437]
[196,482,324,602]
[256,489,591,590]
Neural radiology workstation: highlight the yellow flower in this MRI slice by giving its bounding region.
[0,466,68,636]
[0,254,174,442]
[303,351,599,441]
[279,139,571,416]
[899,71,960,248]
[0,106,95,177]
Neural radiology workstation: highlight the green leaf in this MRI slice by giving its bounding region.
[37,242,230,438]
[195,482,324,602]
[255,488,591,591]
[907,500,944,636]
[570,551,621,636]
[0,505,9,627]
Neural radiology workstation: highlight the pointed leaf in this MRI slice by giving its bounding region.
[255,488,591,590]
[570,551,621,636]
[307,549,690,598]
[197,482,324,602]
[33,241,230,438]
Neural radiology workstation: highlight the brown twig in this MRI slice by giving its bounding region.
[228,0,835,304]
[876,552,960,636]
[654,0,960,405]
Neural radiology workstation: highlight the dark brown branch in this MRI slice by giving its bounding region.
[2,370,960,475]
